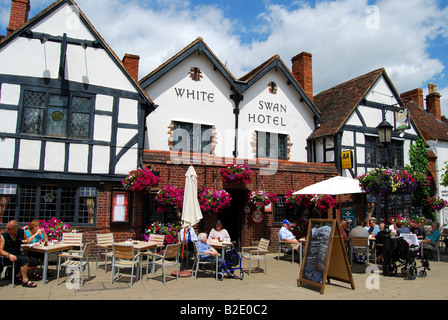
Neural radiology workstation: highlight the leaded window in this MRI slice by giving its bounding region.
[0,183,97,226]
[21,89,92,139]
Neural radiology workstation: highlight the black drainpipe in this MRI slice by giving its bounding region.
[230,93,244,158]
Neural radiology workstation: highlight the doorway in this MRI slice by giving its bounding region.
[219,189,248,251]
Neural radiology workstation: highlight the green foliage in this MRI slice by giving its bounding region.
[441,161,448,188]
[407,137,429,174]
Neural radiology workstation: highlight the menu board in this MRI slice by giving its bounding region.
[300,220,333,284]
[298,219,355,294]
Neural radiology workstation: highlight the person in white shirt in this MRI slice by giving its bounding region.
[209,221,231,242]
[278,219,300,251]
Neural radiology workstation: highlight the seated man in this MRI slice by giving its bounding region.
[179,224,198,268]
[0,220,37,287]
[278,219,300,252]
[195,233,238,279]
[421,222,441,246]
[368,218,380,236]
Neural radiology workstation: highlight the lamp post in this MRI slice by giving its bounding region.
[376,118,394,276]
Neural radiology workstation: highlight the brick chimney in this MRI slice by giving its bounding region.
[291,52,313,102]
[426,83,441,121]
[7,0,31,36]
[122,54,140,81]
[400,88,424,109]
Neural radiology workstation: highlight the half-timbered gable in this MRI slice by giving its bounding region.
[309,68,419,177]
[0,0,154,229]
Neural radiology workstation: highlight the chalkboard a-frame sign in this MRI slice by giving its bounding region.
[298,219,355,294]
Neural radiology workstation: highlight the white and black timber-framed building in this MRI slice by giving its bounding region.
[0,0,155,240]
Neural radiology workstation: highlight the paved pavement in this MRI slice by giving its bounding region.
[1,250,447,305]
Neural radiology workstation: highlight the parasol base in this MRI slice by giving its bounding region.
[171,270,192,277]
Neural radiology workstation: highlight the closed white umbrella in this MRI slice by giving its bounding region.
[181,166,203,228]
[178,166,203,276]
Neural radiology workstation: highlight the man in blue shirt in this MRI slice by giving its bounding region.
[278,219,300,252]
[196,233,238,279]
[368,218,381,236]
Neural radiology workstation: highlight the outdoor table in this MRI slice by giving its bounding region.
[21,243,73,285]
[207,240,233,261]
[400,233,419,247]
[116,241,158,275]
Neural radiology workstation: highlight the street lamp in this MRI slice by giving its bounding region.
[376,119,393,145]
[376,118,394,275]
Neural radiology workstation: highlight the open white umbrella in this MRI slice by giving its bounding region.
[293,176,363,196]
[294,176,364,216]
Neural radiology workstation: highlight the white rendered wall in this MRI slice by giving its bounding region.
[238,69,315,162]
[144,53,234,157]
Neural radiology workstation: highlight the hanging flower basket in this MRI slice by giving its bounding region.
[199,188,232,214]
[310,194,337,213]
[284,190,313,209]
[357,168,418,196]
[154,185,184,212]
[248,190,278,209]
[424,196,448,211]
[122,167,160,193]
[220,164,252,184]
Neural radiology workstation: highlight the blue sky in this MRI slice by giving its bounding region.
[1,0,448,114]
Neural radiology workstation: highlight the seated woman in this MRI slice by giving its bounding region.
[24,220,48,280]
[209,220,231,242]
[196,233,238,279]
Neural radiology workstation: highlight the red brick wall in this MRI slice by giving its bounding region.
[143,150,340,252]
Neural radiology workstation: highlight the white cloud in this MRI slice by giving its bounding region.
[3,0,448,115]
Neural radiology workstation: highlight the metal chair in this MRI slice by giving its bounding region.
[0,256,16,288]
[241,238,270,275]
[277,234,294,263]
[57,241,94,287]
[61,232,83,249]
[143,243,181,286]
[148,234,165,254]
[192,241,220,280]
[110,244,142,286]
[420,237,441,262]
[95,233,114,272]
[349,236,375,266]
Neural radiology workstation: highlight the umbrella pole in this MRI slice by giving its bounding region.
[172,224,192,277]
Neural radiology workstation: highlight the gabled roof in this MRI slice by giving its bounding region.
[140,37,321,120]
[140,37,239,91]
[310,68,387,139]
[407,100,448,142]
[1,0,155,109]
